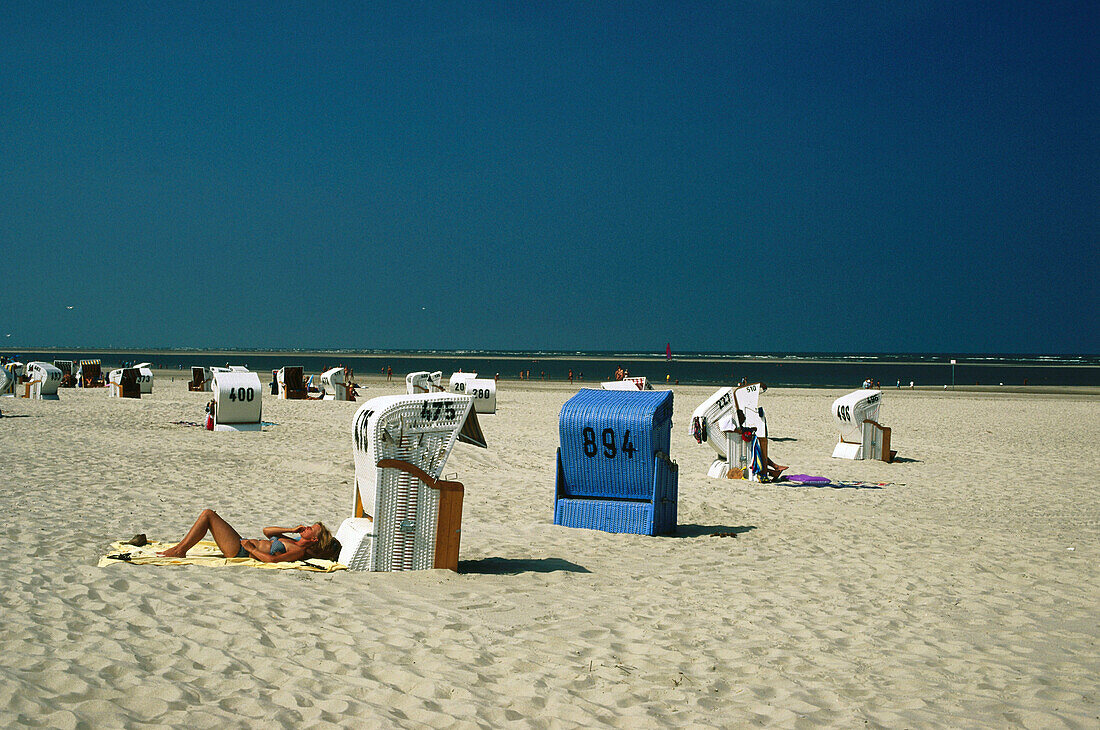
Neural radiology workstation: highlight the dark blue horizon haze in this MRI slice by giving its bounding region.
[2,2,1097,354]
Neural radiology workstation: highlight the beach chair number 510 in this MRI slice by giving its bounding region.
[228,387,255,402]
[582,427,635,459]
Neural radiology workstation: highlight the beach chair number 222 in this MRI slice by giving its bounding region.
[582,427,635,459]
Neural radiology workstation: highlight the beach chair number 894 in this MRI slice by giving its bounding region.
[582,427,636,459]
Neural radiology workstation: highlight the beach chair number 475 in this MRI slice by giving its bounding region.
[420,400,457,421]
[582,427,636,459]
[228,387,255,402]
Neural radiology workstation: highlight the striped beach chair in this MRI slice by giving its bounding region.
[553,389,678,536]
[337,392,486,571]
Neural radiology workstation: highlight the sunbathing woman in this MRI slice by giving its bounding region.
[157,509,340,562]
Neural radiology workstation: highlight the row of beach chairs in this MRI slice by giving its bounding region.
[83,363,895,573]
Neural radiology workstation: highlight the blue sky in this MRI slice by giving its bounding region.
[3,2,1096,353]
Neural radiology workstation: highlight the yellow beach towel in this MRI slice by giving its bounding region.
[99,540,346,573]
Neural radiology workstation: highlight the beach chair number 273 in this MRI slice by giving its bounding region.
[582,427,635,459]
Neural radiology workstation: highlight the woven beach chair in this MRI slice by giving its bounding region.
[277,366,308,399]
[108,368,141,399]
[188,366,211,392]
[25,362,62,400]
[600,376,652,391]
[77,359,104,388]
[211,371,263,431]
[406,370,444,394]
[1,362,25,397]
[554,389,678,536]
[337,392,486,571]
[320,367,353,401]
[689,383,771,479]
[831,389,896,462]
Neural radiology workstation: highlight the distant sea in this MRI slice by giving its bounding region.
[7,349,1099,388]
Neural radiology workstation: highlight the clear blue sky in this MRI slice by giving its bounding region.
[3,2,1097,353]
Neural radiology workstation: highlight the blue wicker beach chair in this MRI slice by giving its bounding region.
[554,389,678,536]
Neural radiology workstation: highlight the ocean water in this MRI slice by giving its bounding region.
[7,350,1099,388]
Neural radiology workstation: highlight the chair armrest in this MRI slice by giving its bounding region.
[376,459,464,493]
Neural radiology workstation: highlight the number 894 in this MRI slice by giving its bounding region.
[581,427,635,459]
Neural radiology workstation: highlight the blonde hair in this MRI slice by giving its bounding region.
[308,522,340,561]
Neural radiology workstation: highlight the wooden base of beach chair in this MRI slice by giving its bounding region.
[377,458,464,571]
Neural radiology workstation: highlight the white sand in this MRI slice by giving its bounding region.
[0,374,1096,728]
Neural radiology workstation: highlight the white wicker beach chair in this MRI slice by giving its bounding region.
[405,370,444,394]
[338,392,485,571]
[831,389,896,462]
[689,383,769,479]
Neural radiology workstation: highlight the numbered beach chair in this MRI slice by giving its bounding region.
[406,370,445,394]
[277,366,308,399]
[211,371,263,431]
[25,362,62,400]
[689,383,769,479]
[449,374,497,414]
[335,392,486,572]
[131,363,154,394]
[448,372,477,392]
[831,389,896,462]
[108,368,141,398]
[554,389,678,536]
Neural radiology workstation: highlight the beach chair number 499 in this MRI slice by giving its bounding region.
[582,427,635,459]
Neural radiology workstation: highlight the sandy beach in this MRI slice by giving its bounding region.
[0,373,1096,728]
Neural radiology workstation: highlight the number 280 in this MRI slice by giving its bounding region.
[582,427,635,459]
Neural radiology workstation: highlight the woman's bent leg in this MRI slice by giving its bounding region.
[157,509,242,558]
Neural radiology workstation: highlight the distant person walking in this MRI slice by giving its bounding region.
[568,369,573,384]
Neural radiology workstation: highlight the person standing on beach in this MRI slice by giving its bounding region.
[568,369,573,384]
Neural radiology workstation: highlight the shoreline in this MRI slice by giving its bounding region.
[11,346,1098,368]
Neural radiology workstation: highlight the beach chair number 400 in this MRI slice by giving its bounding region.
[582,427,636,459]
[227,387,256,402]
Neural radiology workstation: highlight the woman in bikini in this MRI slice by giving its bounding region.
[157,509,340,562]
